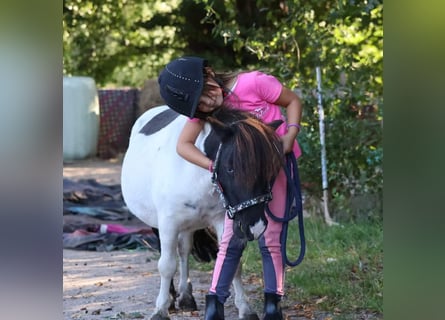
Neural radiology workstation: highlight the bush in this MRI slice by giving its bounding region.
[298,88,383,222]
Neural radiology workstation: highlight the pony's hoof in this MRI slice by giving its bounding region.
[168,301,176,312]
[178,294,198,311]
[241,313,260,320]
[150,312,170,320]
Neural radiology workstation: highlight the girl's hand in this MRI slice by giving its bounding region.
[281,131,298,154]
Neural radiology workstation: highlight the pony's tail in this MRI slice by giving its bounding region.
[191,228,219,263]
[151,227,218,262]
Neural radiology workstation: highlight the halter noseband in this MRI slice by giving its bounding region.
[211,143,273,219]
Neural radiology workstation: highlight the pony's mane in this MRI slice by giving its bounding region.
[207,106,284,189]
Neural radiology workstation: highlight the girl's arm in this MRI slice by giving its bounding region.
[275,87,303,154]
[177,120,213,170]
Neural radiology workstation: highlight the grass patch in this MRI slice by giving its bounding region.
[189,217,383,316]
[241,217,383,315]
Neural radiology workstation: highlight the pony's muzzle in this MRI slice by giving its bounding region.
[233,212,268,241]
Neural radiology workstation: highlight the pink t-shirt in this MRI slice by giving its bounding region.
[225,71,301,158]
[189,71,301,158]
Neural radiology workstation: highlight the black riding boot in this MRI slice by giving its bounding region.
[204,294,224,320]
[263,293,283,320]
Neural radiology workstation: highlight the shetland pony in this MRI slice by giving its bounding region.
[121,105,283,319]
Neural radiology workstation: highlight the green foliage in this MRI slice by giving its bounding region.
[299,91,383,222]
[63,0,237,87]
[63,0,184,86]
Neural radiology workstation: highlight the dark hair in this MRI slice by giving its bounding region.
[213,71,243,96]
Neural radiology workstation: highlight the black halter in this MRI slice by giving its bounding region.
[211,143,273,219]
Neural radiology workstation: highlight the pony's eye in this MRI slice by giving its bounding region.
[226,167,234,175]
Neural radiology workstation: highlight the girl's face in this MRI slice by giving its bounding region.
[197,78,223,113]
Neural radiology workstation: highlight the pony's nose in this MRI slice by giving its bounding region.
[233,216,267,241]
[248,217,267,240]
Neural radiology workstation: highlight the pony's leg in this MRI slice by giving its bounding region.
[176,231,197,311]
[153,228,177,312]
[152,227,179,320]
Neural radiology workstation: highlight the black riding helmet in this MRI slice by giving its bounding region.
[158,56,210,118]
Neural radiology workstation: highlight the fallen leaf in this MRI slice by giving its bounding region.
[315,296,328,304]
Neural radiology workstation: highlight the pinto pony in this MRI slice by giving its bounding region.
[121,105,283,320]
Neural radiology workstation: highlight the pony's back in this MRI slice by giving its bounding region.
[121,105,222,230]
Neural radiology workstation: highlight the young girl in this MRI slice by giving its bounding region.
[158,56,303,320]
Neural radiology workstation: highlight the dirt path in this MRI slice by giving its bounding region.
[63,248,267,319]
[63,157,124,185]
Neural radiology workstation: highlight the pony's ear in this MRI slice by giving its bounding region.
[268,120,283,131]
[208,118,234,141]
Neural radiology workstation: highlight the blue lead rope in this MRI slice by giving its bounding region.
[265,153,306,267]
